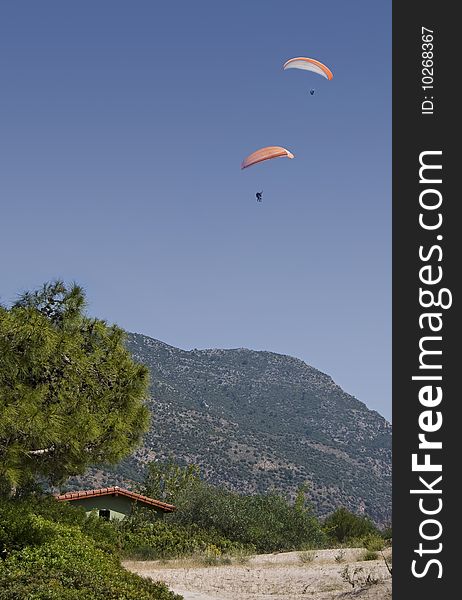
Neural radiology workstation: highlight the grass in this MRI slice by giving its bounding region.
[299,550,316,564]
[361,550,379,561]
[125,552,253,570]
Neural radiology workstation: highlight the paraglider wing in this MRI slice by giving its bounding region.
[283,57,333,81]
[241,146,295,170]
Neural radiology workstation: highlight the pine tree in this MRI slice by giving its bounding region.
[0,281,150,494]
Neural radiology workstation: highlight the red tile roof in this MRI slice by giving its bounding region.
[55,486,175,512]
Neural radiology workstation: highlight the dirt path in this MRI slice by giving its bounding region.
[124,548,392,600]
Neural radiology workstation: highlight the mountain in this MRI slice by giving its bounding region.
[68,332,392,524]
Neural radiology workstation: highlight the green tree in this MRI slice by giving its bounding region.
[0,281,150,493]
[143,459,200,504]
[294,482,311,513]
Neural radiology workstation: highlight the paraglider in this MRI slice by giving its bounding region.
[241,146,295,170]
[283,57,333,80]
[239,56,334,203]
[241,147,293,203]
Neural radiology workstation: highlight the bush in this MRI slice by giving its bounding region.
[120,518,250,560]
[170,480,327,552]
[299,550,316,563]
[0,498,180,600]
[323,508,378,544]
[0,496,121,556]
[0,503,57,552]
[361,550,379,561]
[380,525,392,541]
[362,533,385,553]
[0,526,181,599]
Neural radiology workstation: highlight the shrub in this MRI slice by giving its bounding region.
[0,524,181,600]
[120,516,250,560]
[381,525,392,542]
[299,550,316,563]
[0,498,180,600]
[170,480,327,552]
[341,565,380,588]
[361,550,379,561]
[324,508,378,544]
[362,533,385,553]
[0,496,121,556]
[0,503,57,551]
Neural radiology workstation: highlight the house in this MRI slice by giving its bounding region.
[55,486,175,521]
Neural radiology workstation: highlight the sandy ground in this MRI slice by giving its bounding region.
[124,548,392,600]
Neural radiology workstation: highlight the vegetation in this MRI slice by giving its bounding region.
[359,532,386,561]
[176,485,325,552]
[0,444,391,599]
[362,532,386,552]
[149,464,328,553]
[0,282,392,598]
[323,507,378,544]
[299,550,316,563]
[341,565,380,590]
[0,281,166,598]
[361,549,379,561]
[78,331,392,524]
[0,497,180,600]
[143,460,200,504]
[0,281,150,492]
[139,461,393,556]
[121,515,250,560]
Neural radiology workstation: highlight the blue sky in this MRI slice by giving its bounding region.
[0,1,391,420]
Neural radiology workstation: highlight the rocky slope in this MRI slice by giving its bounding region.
[68,333,391,524]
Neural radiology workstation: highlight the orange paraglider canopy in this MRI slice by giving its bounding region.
[241,146,295,170]
[283,57,333,81]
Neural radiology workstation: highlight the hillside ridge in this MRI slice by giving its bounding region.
[68,332,391,524]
